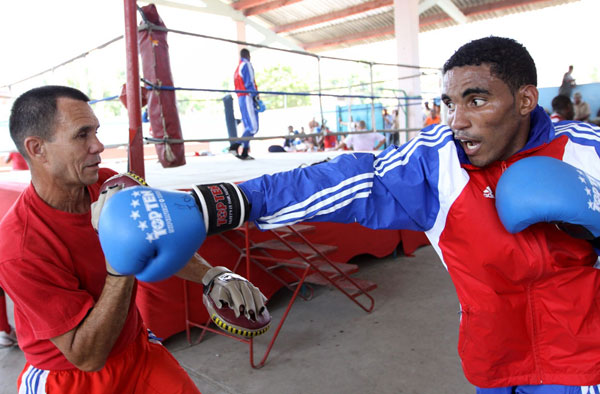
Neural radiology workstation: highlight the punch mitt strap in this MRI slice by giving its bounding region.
[192,183,249,235]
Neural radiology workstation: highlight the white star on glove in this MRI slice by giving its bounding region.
[137,221,148,230]
[130,210,140,220]
[131,199,140,208]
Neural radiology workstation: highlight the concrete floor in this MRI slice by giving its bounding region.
[0,245,474,394]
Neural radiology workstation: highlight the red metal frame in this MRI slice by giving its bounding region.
[123,0,145,178]
[184,223,375,368]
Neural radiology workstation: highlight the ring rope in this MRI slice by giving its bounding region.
[3,22,437,91]
[88,95,120,105]
[143,128,423,145]
[3,14,438,91]
[87,90,425,108]
[12,129,421,154]
[138,23,441,71]
[141,78,422,102]
[0,35,124,89]
[314,73,438,93]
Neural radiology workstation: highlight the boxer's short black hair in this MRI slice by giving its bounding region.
[443,36,537,94]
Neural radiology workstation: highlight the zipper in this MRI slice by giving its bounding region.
[527,285,544,383]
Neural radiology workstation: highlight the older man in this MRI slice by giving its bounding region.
[0,86,267,393]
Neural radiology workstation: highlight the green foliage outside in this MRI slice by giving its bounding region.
[254,65,311,109]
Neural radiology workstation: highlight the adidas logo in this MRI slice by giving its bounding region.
[483,186,494,199]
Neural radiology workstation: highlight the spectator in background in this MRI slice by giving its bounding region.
[269,126,296,153]
[573,92,591,122]
[322,125,338,151]
[550,95,574,123]
[4,150,28,171]
[392,109,400,129]
[558,65,576,98]
[336,120,384,151]
[392,108,403,145]
[304,119,321,151]
[382,109,394,130]
[423,101,431,124]
[283,125,299,151]
[383,108,398,147]
[424,102,441,127]
[339,116,357,132]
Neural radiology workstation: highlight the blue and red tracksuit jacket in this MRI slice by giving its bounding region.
[239,106,600,388]
[233,58,257,98]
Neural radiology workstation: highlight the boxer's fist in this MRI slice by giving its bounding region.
[496,156,600,238]
[98,186,206,282]
[202,266,271,338]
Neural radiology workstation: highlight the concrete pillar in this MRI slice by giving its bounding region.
[236,20,246,53]
[393,0,422,142]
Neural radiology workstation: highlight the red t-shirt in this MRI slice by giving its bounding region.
[323,133,337,149]
[0,168,142,370]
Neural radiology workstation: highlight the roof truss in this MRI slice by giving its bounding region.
[144,0,579,52]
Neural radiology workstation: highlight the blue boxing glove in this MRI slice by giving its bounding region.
[253,95,265,113]
[98,186,206,282]
[496,156,600,239]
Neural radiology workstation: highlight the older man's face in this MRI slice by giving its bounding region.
[42,98,104,187]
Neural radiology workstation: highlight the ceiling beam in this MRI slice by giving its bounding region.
[232,0,272,11]
[244,0,304,16]
[461,0,555,16]
[418,0,439,14]
[420,0,552,28]
[302,25,394,52]
[141,0,304,51]
[436,0,467,24]
[274,0,393,33]
[139,0,210,14]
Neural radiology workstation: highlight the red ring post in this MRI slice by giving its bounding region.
[124,0,145,179]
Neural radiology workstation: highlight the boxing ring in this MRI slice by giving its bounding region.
[0,0,434,368]
[0,149,429,366]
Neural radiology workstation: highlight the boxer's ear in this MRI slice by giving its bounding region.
[516,85,538,116]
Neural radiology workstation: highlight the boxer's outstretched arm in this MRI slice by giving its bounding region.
[236,152,427,231]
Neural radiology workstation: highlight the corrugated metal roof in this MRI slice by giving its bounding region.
[259,0,368,26]
[228,0,580,52]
